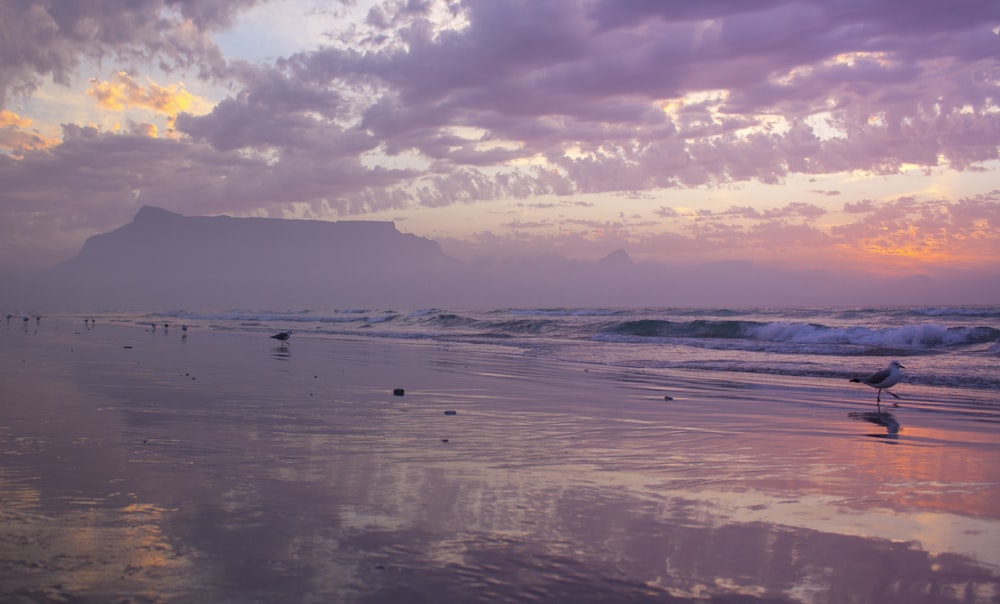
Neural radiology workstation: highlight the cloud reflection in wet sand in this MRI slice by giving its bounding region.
[0,501,206,602]
[0,321,997,603]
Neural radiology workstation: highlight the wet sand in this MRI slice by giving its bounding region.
[1,318,998,603]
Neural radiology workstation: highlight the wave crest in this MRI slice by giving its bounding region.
[602,319,999,352]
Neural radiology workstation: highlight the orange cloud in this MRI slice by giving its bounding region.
[0,109,31,128]
[131,122,159,138]
[87,71,209,117]
[0,109,59,154]
[833,210,1000,271]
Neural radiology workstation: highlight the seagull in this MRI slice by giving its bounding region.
[850,360,904,410]
[270,331,292,348]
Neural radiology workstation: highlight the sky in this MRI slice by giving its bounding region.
[1,0,999,304]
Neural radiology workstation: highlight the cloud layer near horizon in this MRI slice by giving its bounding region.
[0,0,998,300]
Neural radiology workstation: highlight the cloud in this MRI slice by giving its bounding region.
[288,0,996,203]
[0,109,30,128]
[1,0,998,278]
[829,194,1000,266]
[442,193,999,272]
[0,117,427,270]
[87,71,210,115]
[0,109,58,154]
[0,0,256,108]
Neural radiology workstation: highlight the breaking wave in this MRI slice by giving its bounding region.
[147,306,1000,390]
[599,319,999,352]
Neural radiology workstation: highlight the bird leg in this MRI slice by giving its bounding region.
[887,391,901,399]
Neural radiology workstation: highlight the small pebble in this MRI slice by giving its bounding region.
[443,410,457,415]
[664,395,674,401]
[393,388,405,396]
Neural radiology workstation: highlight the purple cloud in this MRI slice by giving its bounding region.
[0,0,998,276]
[0,0,258,107]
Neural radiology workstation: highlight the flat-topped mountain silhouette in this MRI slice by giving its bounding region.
[12,205,971,310]
[27,206,460,309]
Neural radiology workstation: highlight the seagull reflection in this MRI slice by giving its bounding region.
[848,411,901,440]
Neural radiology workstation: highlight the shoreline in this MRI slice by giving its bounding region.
[2,318,998,602]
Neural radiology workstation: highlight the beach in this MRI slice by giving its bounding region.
[1,315,998,603]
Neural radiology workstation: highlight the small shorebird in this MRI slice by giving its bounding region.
[270,331,292,348]
[850,360,904,410]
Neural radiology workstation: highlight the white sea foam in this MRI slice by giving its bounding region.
[509,308,624,317]
[748,322,995,349]
[139,306,999,391]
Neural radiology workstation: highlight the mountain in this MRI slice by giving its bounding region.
[599,249,633,266]
[13,206,995,311]
[21,206,460,310]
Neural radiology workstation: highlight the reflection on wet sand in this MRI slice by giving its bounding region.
[1,320,998,603]
[849,410,901,439]
[0,499,205,602]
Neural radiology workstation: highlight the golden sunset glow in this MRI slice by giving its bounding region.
[134,122,159,138]
[51,502,198,596]
[837,423,1000,518]
[0,109,31,128]
[850,229,1000,270]
[87,71,210,116]
[0,109,59,154]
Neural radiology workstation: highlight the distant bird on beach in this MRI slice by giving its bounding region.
[851,360,904,410]
[270,331,292,348]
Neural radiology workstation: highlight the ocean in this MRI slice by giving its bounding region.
[4,305,999,602]
[144,305,1000,393]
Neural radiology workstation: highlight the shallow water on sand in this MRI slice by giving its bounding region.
[1,319,998,603]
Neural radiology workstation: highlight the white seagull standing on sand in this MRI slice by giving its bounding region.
[850,360,904,410]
